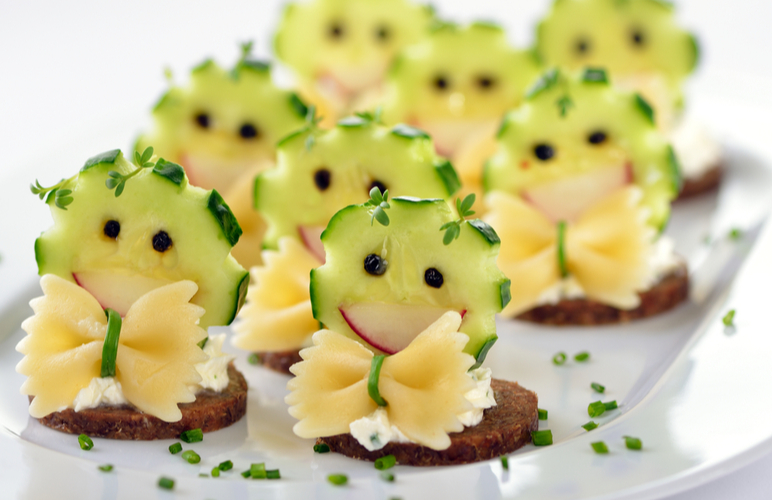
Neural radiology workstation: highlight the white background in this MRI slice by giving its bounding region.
[1,1,771,498]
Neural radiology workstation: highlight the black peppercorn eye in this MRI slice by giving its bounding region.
[631,28,646,47]
[329,21,345,40]
[103,220,120,239]
[476,75,496,90]
[369,180,387,195]
[314,168,331,191]
[587,131,607,145]
[534,144,556,161]
[364,254,387,276]
[194,113,210,129]
[575,37,591,55]
[375,24,391,42]
[433,74,449,91]
[239,123,258,139]
[152,231,173,253]
[424,268,444,288]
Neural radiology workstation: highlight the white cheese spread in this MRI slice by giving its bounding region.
[349,367,497,451]
[73,377,128,412]
[670,118,722,180]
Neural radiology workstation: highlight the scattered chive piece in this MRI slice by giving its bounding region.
[591,382,605,393]
[158,477,175,490]
[314,443,331,453]
[582,421,598,431]
[247,353,260,365]
[574,351,590,362]
[198,473,208,478]
[180,428,203,443]
[604,400,618,411]
[531,430,553,446]
[374,454,396,470]
[211,467,220,478]
[728,228,742,240]
[328,473,348,486]
[168,442,182,454]
[218,460,233,471]
[380,471,395,482]
[723,309,736,327]
[552,352,567,365]
[500,456,509,470]
[78,434,94,451]
[588,401,606,418]
[624,436,643,450]
[241,470,251,478]
[250,463,267,479]
[266,469,281,479]
[538,408,548,420]
[98,464,113,472]
[181,450,201,464]
[591,441,609,454]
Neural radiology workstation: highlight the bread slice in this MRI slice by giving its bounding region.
[678,163,722,199]
[517,261,688,325]
[253,349,303,375]
[316,379,538,466]
[34,363,247,439]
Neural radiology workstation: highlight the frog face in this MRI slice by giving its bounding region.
[275,0,433,99]
[537,0,698,118]
[484,69,679,230]
[310,198,508,361]
[255,120,460,261]
[35,150,248,329]
[137,60,307,195]
[382,23,541,156]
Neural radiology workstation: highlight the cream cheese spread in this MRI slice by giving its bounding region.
[670,118,722,180]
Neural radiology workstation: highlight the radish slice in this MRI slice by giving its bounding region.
[299,226,326,263]
[73,272,173,316]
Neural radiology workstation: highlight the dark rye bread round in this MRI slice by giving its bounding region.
[34,363,247,440]
[254,349,303,375]
[517,261,688,326]
[316,379,538,466]
[678,163,722,200]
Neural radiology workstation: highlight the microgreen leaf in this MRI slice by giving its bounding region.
[30,177,76,210]
[441,194,478,245]
[366,187,390,227]
[104,147,156,197]
[557,94,574,117]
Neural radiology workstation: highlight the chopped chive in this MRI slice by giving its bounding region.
[374,454,396,470]
[98,464,113,472]
[218,460,233,471]
[180,428,203,443]
[168,442,182,454]
[723,309,736,327]
[78,434,94,451]
[250,463,267,479]
[623,436,643,450]
[380,471,395,482]
[531,429,553,446]
[266,469,281,479]
[582,421,598,431]
[591,441,609,454]
[588,401,606,417]
[574,351,590,362]
[591,382,605,393]
[181,450,201,464]
[198,473,208,478]
[604,400,618,411]
[552,352,567,365]
[241,470,251,478]
[211,467,220,478]
[728,228,742,240]
[368,355,388,406]
[247,353,261,365]
[314,443,331,453]
[537,408,548,420]
[328,473,348,486]
[158,477,175,490]
[500,456,509,470]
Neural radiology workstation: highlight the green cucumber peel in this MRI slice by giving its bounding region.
[289,93,309,119]
[207,189,242,247]
[634,93,656,125]
[152,158,185,186]
[434,160,461,196]
[667,145,683,194]
[499,279,512,309]
[557,221,569,278]
[471,337,497,369]
[582,68,609,84]
[82,149,122,172]
[100,308,122,378]
[688,33,700,71]
[368,355,388,406]
[227,271,250,324]
[391,124,430,140]
[468,219,500,246]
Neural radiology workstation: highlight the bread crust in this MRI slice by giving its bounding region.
[517,261,688,325]
[316,379,538,466]
[34,363,247,440]
[254,349,303,375]
[678,163,722,200]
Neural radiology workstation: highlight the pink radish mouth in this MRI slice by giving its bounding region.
[73,272,174,316]
[298,226,326,263]
[522,163,633,223]
[339,302,467,354]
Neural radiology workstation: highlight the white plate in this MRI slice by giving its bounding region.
[1,119,772,500]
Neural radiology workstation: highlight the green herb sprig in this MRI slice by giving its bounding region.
[355,107,383,124]
[105,147,155,197]
[366,187,391,227]
[440,194,476,245]
[30,177,76,210]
